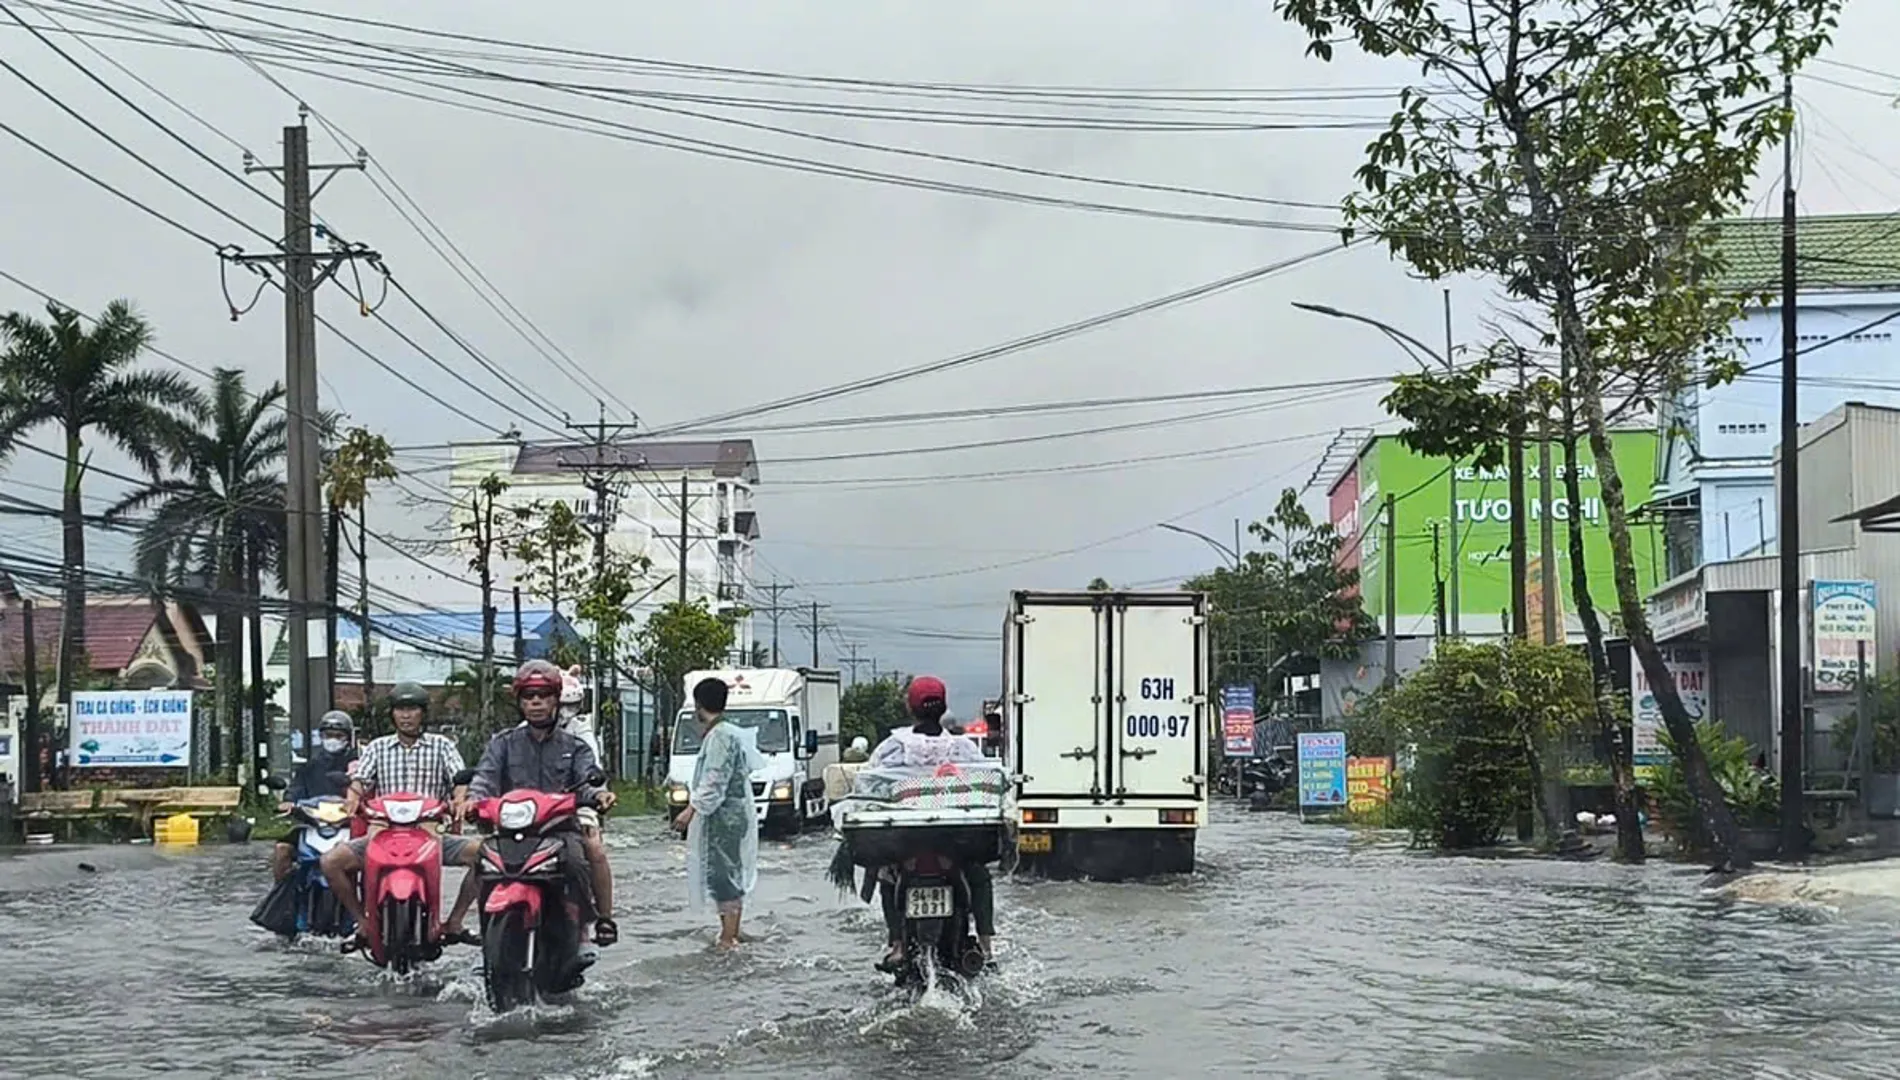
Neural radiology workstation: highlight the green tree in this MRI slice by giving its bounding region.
[322,426,397,696]
[1086,577,1111,591]
[1185,487,1370,700]
[1274,0,1841,867]
[636,598,740,726]
[842,675,909,746]
[106,366,281,776]
[1380,639,1596,849]
[576,545,658,768]
[0,300,205,707]
[460,473,512,732]
[508,499,590,622]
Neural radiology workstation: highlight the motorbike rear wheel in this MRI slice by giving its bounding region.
[482,909,536,1013]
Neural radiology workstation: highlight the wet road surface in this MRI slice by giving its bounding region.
[4,808,1900,1078]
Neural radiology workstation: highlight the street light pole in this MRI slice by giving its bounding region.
[1295,297,1461,633]
[1157,522,1241,569]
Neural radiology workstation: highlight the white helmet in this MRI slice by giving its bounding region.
[849,736,869,754]
[560,672,585,707]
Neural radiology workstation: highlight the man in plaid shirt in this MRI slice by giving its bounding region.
[320,682,476,941]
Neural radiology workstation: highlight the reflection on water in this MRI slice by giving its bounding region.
[4,812,1900,1077]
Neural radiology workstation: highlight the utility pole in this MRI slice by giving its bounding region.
[1444,288,1461,635]
[560,403,639,773]
[227,115,374,754]
[20,598,40,795]
[1777,70,1806,858]
[1430,521,1446,640]
[752,581,794,666]
[677,474,690,605]
[1508,349,1530,640]
[511,585,525,666]
[357,506,371,704]
[805,600,828,668]
[1383,492,1397,689]
[839,642,866,685]
[1538,408,1559,646]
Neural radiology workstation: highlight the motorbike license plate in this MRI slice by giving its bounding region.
[1017,831,1052,854]
[905,885,953,920]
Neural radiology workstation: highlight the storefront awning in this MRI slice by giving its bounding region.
[1834,492,1900,533]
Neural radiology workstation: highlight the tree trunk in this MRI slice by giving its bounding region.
[358,506,372,705]
[325,504,340,681]
[1560,403,1644,863]
[57,425,86,706]
[1571,343,1746,868]
[477,490,496,738]
[213,546,238,776]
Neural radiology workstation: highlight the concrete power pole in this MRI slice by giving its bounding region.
[227,117,373,753]
[805,600,829,667]
[839,642,866,685]
[753,581,794,666]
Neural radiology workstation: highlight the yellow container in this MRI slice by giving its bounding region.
[153,812,199,846]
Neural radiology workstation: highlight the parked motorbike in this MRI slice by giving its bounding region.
[466,767,608,1012]
[887,850,986,989]
[339,788,458,974]
[251,774,354,940]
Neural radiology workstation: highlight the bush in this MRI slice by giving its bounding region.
[1648,719,1777,850]
[1829,670,1900,772]
[1375,639,1595,850]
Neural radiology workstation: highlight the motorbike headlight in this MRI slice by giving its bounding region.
[381,798,424,825]
[498,799,537,831]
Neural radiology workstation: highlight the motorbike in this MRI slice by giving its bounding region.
[252,774,355,940]
[340,788,457,974]
[887,849,986,989]
[465,767,608,1012]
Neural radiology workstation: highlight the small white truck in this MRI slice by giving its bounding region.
[1003,589,1211,879]
[665,666,841,835]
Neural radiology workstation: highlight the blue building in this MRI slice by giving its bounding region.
[1653,213,1900,575]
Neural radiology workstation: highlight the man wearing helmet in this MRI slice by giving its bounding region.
[868,676,996,968]
[508,665,618,947]
[270,710,359,882]
[439,659,618,948]
[321,682,476,940]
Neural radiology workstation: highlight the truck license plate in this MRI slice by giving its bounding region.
[1017,831,1052,853]
[905,886,953,919]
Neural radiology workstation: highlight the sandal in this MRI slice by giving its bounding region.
[440,926,482,947]
[874,948,904,973]
[594,917,619,948]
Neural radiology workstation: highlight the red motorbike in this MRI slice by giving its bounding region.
[469,770,606,1012]
[342,790,455,974]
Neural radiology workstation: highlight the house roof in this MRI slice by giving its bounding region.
[511,438,758,480]
[1708,213,1900,293]
[0,597,153,671]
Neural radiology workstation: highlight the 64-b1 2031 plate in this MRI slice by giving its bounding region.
[905,885,953,919]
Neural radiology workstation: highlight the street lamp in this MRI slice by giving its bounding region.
[1294,290,1462,635]
[1157,521,1241,569]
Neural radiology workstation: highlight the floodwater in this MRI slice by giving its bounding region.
[4,809,1900,1079]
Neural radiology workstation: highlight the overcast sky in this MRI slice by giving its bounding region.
[4,1,1899,708]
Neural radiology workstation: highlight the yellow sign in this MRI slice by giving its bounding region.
[1346,756,1392,813]
[1017,831,1052,853]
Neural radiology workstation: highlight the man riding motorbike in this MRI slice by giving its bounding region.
[869,675,996,970]
[320,682,475,943]
[272,710,358,882]
[503,666,618,947]
[442,660,619,948]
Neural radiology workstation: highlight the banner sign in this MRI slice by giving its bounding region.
[70,690,193,768]
[1221,684,1256,758]
[1346,756,1392,813]
[1813,580,1876,693]
[1297,731,1348,807]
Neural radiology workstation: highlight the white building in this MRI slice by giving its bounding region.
[446,438,761,666]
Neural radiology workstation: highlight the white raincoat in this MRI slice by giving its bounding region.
[686,719,765,912]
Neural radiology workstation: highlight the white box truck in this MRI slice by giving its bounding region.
[1003,589,1210,879]
[665,667,841,835]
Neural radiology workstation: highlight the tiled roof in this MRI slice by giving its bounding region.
[1708,213,1900,292]
[0,598,159,673]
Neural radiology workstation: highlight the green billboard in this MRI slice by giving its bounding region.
[1349,430,1663,632]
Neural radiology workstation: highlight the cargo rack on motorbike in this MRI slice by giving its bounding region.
[832,761,1012,870]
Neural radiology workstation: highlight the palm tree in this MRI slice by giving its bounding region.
[107,367,286,771]
[0,300,205,706]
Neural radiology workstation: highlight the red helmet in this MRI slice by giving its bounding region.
[906,675,948,715]
[513,659,564,698]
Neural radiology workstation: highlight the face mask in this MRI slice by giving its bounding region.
[321,736,347,753]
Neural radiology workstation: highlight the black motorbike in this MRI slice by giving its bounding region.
[886,850,986,989]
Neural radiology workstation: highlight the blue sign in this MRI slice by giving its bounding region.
[1297,731,1348,807]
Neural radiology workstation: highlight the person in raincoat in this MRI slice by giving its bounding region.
[671,676,764,949]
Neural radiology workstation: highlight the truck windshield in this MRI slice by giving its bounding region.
[674,708,792,754]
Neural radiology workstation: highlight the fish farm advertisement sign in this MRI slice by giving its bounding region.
[70,690,193,768]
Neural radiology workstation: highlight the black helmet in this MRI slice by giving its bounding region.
[388,681,430,710]
[318,710,354,736]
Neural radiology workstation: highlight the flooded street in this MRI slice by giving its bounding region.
[4,809,1900,1079]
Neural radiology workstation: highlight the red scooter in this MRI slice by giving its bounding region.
[342,789,455,974]
[468,769,606,1012]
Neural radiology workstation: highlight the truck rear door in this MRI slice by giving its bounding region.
[1108,595,1207,801]
[1013,595,1107,799]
